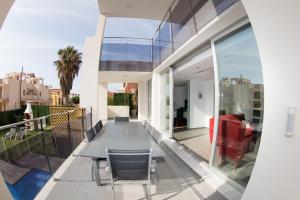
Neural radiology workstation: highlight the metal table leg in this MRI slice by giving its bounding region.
[92,159,101,186]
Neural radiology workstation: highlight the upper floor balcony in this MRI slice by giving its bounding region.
[99,0,239,72]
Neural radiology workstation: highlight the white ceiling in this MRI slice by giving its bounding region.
[98,0,173,20]
[99,71,152,83]
[174,48,214,86]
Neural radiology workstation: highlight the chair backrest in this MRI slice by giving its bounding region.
[93,124,100,135]
[85,128,96,142]
[143,120,147,127]
[115,117,129,123]
[97,120,103,129]
[11,127,16,133]
[152,129,163,143]
[146,124,153,134]
[106,149,152,181]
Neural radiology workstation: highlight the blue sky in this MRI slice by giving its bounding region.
[0,0,99,93]
[0,0,159,93]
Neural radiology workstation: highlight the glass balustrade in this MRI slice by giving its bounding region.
[99,37,152,72]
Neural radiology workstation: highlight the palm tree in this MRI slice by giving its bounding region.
[54,46,82,105]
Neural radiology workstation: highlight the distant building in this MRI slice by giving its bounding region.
[0,72,50,111]
[123,83,138,94]
[220,77,264,123]
[50,89,65,106]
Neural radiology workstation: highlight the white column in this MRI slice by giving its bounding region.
[151,72,162,129]
[169,67,174,138]
[98,82,108,120]
[138,81,148,121]
[80,14,106,125]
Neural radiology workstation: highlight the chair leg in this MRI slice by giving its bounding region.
[91,164,94,181]
[92,159,101,186]
[147,182,151,200]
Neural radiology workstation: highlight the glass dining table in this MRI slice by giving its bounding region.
[77,121,164,186]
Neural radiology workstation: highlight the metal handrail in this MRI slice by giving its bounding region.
[103,36,152,42]
[0,109,80,131]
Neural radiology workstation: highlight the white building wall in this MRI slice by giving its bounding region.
[80,14,106,125]
[240,1,300,200]
[138,81,148,121]
[107,106,129,118]
[151,72,162,128]
[189,80,214,128]
[7,79,20,110]
[98,82,108,120]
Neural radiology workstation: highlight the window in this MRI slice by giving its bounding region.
[190,0,238,30]
[171,0,196,50]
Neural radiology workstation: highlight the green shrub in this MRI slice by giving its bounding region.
[0,109,25,126]
[108,93,130,106]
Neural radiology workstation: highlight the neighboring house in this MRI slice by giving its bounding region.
[0,72,50,111]
[50,89,65,106]
[123,83,138,94]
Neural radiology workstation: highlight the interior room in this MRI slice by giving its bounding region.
[172,47,214,162]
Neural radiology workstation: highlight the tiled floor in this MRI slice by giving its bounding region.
[45,142,228,200]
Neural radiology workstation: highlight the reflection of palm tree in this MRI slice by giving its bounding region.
[54,46,82,104]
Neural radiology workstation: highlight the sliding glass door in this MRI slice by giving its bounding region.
[161,21,264,189]
[211,24,264,187]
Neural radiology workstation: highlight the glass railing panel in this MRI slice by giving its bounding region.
[100,37,152,72]
[160,11,173,63]
[171,0,196,51]
[0,107,87,200]
[152,31,161,69]
[101,37,127,62]
[191,0,239,30]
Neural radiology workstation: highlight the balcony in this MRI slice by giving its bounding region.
[100,1,240,73]
[37,120,229,200]
[99,37,153,72]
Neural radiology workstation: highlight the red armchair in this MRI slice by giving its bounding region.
[209,114,253,168]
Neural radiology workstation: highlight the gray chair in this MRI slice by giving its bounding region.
[85,128,96,142]
[5,127,16,140]
[106,148,153,199]
[146,124,153,134]
[93,124,100,135]
[15,127,26,140]
[115,117,129,122]
[97,120,103,129]
[96,120,103,134]
[151,129,163,144]
[143,120,148,127]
